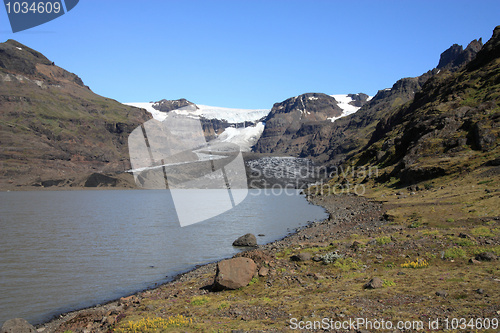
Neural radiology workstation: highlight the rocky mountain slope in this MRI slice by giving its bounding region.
[252,92,369,156]
[0,40,152,190]
[353,26,500,185]
[253,39,484,167]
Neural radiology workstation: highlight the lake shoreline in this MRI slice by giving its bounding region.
[35,192,383,332]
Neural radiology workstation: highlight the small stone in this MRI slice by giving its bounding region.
[258,267,269,277]
[435,290,448,297]
[475,252,497,262]
[312,255,322,262]
[469,258,482,265]
[475,288,484,294]
[290,252,312,262]
[232,233,257,247]
[351,241,362,249]
[364,277,384,289]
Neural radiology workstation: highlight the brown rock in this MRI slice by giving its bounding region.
[232,233,257,247]
[213,258,257,290]
[290,252,312,262]
[364,277,384,289]
[312,255,322,262]
[475,252,497,261]
[1,318,36,333]
[234,249,272,268]
[469,258,482,265]
[258,267,269,277]
[351,241,362,250]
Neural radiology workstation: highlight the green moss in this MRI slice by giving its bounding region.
[451,237,476,247]
[190,296,210,306]
[383,279,396,287]
[471,227,494,237]
[444,247,466,259]
[248,277,259,286]
[376,236,392,245]
[332,258,363,271]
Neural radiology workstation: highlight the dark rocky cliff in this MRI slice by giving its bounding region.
[0,40,152,189]
[252,36,484,167]
[354,26,499,185]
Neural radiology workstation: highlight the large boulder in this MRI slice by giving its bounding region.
[475,252,498,261]
[290,252,312,262]
[232,233,257,247]
[363,277,384,289]
[213,257,257,290]
[1,318,37,333]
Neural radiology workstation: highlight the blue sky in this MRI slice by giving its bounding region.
[1,0,499,109]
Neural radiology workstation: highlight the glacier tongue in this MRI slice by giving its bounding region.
[185,104,269,123]
[125,102,269,151]
[211,122,265,152]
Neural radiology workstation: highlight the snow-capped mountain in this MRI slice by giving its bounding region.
[125,101,270,152]
[253,93,371,155]
[125,102,269,123]
[126,94,372,153]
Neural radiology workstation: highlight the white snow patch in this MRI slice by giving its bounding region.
[212,122,265,152]
[16,47,22,51]
[326,94,373,122]
[176,104,270,123]
[327,94,362,122]
[308,96,318,101]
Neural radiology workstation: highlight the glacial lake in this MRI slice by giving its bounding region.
[0,189,328,326]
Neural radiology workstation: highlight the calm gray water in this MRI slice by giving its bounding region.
[0,189,327,326]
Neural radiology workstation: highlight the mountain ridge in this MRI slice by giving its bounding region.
[355,26,500,185]
[0,28,495,190]
[0,40,152,190]
[251,34,485,167]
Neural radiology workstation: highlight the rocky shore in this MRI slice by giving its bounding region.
[19,194,381,332]
[6,186,500,332]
